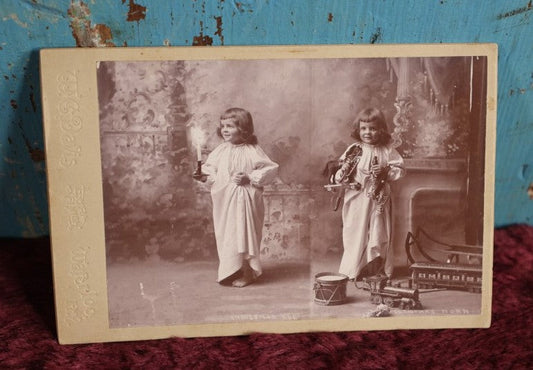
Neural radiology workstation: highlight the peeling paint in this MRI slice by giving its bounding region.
[509,87,530,96]
[232,0,254,13]
[193,20,213,46]
[29,92,36,112]
[2,14,28,28]
[95,24,114,44]
[328,13,333,22]
[10,99,17,109]
[15,118,45,163]
[214,16,224,45]
[370,27,382,43]
[193,34,213,46]
[496,0,532,19]
[528,183,533,199]
[29,148,45,163]
[68,1,115,47]
[126,0,147,22]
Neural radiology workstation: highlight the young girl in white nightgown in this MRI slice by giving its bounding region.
[196,107,278,287]
[334,107,405,281]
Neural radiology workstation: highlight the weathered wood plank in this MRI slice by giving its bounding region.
[0,0,531,236]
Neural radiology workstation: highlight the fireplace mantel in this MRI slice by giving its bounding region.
[404,158,466,173]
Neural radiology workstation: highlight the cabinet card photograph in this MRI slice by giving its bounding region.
[40,44,496,344]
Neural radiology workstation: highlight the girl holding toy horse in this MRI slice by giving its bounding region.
[334,107,405,282]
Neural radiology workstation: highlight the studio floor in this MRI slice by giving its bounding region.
[107,256,482,329]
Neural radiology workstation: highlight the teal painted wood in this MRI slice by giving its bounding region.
[0,0,532,236]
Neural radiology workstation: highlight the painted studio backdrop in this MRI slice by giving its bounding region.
[96,56,486,326]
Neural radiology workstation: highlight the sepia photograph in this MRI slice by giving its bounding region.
[40,44,496,343]
[96,54,489,328]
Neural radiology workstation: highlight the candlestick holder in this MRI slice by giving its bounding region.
[192,160,206,181]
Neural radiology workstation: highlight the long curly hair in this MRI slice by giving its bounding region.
[350,107,391,145]
[217,107,258,145]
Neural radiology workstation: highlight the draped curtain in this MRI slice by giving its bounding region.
[388,57,470,114]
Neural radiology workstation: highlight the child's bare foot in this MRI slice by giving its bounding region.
[232,263,255,287]
[231,275,255,287]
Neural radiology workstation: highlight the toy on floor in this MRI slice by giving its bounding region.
[405,228,482,293]
[365,303,391,317]
[356,275,422,310]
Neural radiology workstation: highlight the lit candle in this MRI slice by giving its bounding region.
[190,126,204,177]
[190,126,204,161]
[196,141,202,161]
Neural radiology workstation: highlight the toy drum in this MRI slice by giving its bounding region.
[313,272,349,305]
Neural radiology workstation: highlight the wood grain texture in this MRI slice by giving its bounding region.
[0,0,531,236]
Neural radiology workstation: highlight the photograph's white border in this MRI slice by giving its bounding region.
[40,44,497,344]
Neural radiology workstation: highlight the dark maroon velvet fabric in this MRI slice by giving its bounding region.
[1,226,532,369]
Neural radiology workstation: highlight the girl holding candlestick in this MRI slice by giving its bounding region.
[193,107,278,287]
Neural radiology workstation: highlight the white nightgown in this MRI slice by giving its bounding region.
[203,142,279,282]
[335,142,405,280]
